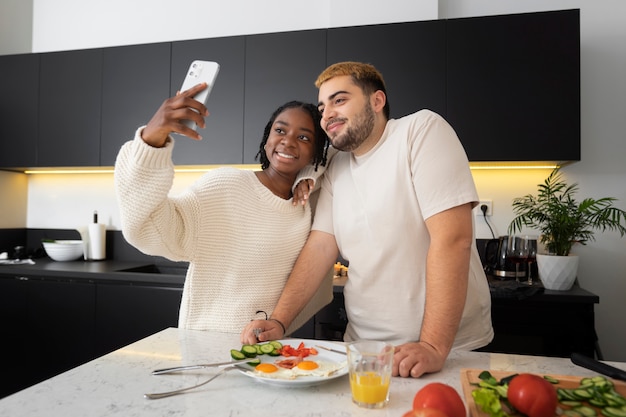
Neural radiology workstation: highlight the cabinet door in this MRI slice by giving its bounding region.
[0,276,96,398]
[327,21,447,120]
[100,43,171,166]
[0,276,30,398]
[446,10,580,162]
[27,278,97,377]
[170,36,245,165]
[38,49,103,166]
[95,283,182,355]
[243,29,327,163]
[0,54,39,168]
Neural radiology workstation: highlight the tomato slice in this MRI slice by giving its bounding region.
[278,342,318,358]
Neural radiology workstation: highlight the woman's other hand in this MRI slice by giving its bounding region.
[292,179,314,206]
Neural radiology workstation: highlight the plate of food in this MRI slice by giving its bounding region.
[231,339,348,387]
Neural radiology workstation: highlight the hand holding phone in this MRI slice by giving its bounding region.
[179,60,220,130]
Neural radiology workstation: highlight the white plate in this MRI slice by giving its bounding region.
[235,339,348,387]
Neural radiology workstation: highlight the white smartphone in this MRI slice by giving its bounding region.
[179,60,220,130]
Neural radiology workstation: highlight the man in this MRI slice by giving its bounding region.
[242,62,493,378]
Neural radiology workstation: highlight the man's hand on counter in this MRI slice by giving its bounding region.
[393,341,446,378]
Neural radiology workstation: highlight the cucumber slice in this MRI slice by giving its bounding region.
[259,343,275,354]
[267,349,281,356]
[575,406,598,417]
[241,344,258,358]
[246,358,261,366]
[269,340,283,350]
[544,375,560,384]
[230,349,246,360]
[602,407,626,417]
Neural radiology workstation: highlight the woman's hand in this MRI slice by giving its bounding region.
[292,179,314,206]
[141,83,210,148]
[240,319,285,345]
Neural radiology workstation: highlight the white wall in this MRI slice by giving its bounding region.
[2,0,626,361]
[30,0,437,52]
[0,0,32,55]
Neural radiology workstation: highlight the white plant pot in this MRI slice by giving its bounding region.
[536,253,579,291]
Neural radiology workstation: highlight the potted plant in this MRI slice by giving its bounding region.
[508,168,626,290]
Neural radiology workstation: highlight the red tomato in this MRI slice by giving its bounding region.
[402,407,450,417]
[412,383,466,417]
[507,374,557,417]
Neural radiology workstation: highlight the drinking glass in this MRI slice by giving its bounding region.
[507,235,530,283]
[525,236,538,285]
[347,340,394,409]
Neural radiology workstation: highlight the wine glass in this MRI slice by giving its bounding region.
[525,236,538,285]
[506,235,530,283]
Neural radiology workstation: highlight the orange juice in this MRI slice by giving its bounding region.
[350,372,390,405]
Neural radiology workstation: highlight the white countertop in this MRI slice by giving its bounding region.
[1,328,624,417]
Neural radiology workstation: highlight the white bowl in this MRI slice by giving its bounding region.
[42,240,84,262]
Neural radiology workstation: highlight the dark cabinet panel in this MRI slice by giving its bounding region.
[327,21,447,120]
[0,276,96,399]
[243,30,327,163]
[38,49,103,166]
[100,43,171,166]
[0,54,39,168]
[446,9,580,162]
[170,37,246,165]
[95,283,182,355]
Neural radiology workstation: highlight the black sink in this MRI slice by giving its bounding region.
[117,265,187,276]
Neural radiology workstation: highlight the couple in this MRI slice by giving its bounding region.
[114,61,493,378]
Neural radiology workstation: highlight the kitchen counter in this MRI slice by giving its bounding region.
[0,258,186,285]
[1,327,624,417]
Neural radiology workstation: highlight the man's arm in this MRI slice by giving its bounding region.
[393,203,473,377]
[240,230,339,344]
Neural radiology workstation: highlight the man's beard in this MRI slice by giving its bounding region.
[328,102,375,152]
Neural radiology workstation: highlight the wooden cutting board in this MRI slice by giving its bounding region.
[460,368,626,417]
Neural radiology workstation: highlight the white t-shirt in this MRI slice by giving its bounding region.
[313,110,493,349]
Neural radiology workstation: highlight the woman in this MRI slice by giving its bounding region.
[114,83,331,335]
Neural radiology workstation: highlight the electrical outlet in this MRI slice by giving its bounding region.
[474,199,493,216]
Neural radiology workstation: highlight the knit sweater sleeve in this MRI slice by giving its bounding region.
[291,146,339,193]
[114,127,198,261]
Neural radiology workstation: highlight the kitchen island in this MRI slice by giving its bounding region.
[1,327,624,417]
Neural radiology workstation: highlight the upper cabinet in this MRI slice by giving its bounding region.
[446,9,580,162]
[99,43,171,166]
[327,20,447,120]
[0,53,39,168]
[38,49,103,167]
[170,36,246,165]
[0,9,581,168]
[243,29,327,163]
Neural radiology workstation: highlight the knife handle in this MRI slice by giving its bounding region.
[571,353,626,381]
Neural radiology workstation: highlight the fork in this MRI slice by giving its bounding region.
[144,366,237,399]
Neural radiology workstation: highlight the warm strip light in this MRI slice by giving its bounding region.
[469,164,559,170]
[22,162,564,174]
[23,164,262,174]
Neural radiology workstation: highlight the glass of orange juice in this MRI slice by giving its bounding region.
[347,340,394,408]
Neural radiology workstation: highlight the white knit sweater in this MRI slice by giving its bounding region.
[114,129,332,334]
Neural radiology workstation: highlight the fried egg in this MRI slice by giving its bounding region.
[250,359,346,380]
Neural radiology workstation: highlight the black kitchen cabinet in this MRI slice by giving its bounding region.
[243,29,327,163]
[38,49,103,166]
[446,9,580,162]
[481,283,599,358]
[0,275,96,398]
[170,36,246,165]
[327,20,447,120]
[95,282,182,355]
[0,54,39,168]
[99,43,171,166]
[322,280,599,358]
